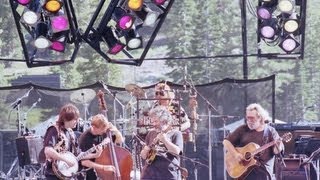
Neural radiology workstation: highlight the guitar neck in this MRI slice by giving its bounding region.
[252,140,276,156]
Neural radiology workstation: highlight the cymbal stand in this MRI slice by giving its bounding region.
[103,84,125,127]
[189,158,208,180]
[167,151,209,180]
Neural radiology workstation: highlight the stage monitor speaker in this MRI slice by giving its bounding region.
[0,130,18,173]
[275,156,310,180]
[15,136,43,167]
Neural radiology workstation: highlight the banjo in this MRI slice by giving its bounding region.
[53,137,110,179]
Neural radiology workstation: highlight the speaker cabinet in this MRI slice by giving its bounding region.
[0,131,18,173]
[15,136,43,166]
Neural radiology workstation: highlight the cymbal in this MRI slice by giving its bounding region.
[70,88,96,104]
[125,84,145,97]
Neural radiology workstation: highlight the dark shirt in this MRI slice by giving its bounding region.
[78,129,116,180]
[42,126,78,179]
[141,129,183,180]
[226,124,280,180]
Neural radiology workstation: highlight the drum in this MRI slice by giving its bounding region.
[137,116,153,127]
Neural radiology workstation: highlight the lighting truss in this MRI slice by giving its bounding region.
[257,0,307,59]
[81,0,175,66]
[9,0,81,68]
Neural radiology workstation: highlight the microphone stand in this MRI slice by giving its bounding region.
[7,87,33,179]
[22,98,41,136]
[101,82,125,126]
[9,86,34,136]
[187,78,239,180]
[187,79,219,180]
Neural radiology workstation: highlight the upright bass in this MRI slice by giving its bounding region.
[95,90,133,180]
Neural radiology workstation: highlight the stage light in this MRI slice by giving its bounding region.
[50,41,65,52]
[81,0,174,65]
[125,29,143,50]
[33,36,51,49]
[278,0,294,14]
[259,18,279,39]
[102,27,125,55]
[113,7,135,31]
[10,0,81,67]
[16,0,31,6]
[21,9,39,26]
[32,22,51,49]
[135,6,161,27]
[51,15,69,32]
[279,35,300,53]
[128,0,143,11]
[257,0,306,59]
[257,6,274,20]
[152,0,167,5]
[283,19,299,34]
[259,0,278,6]
[43,0,62,13]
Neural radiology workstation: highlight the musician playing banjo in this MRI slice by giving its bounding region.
[42,103,81,180]
[223,103,284,180]
[140,105,184,180]
[79,114,124,180]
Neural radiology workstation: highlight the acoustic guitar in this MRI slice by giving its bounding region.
[225,132,292,179]
[52,137,110,179]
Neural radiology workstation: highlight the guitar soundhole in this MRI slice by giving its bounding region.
[244,152,252,160]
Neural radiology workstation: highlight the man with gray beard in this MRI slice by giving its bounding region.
[223,103,284,180]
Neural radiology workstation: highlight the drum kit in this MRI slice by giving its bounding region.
[68,85,149,135]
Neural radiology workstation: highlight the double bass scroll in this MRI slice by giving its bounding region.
[96,90,133,180]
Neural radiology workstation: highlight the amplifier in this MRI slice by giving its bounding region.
[15,136,43,166]
[275,155,310,180]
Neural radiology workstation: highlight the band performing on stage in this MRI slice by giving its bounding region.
[2,82,320,180]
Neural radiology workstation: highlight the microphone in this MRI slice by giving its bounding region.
[10,86,34,109]
[32,98,41,107]
[11,99,22,109]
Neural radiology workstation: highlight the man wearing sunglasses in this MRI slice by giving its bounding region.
[151,82,190,132]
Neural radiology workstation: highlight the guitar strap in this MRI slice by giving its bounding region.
[260,125,273,180]
[258,124,271,158]
[263,125,270,145]
[66,128,78,155]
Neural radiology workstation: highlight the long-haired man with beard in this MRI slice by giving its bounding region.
[223,103,284,180]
